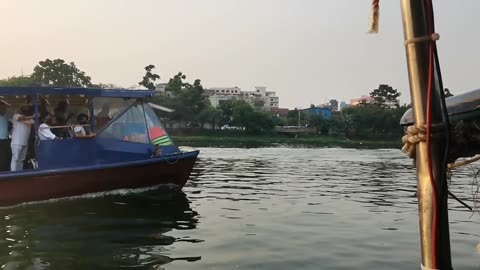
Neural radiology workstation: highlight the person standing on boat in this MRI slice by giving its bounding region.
[95,103,111,130]
[0,102,11,172]
[10,105,34,171]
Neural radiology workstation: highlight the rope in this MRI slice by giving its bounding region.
[405,33,440,45]
[401,125,427,158]
[448,155,480,170]
[368,0,380,33]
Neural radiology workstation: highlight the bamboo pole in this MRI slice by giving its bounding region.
[400,1,452,269]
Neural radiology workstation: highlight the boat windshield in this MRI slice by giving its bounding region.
[96,100,172,145]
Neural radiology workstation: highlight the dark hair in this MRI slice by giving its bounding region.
[40,113,50,123]
[77,113,88,122]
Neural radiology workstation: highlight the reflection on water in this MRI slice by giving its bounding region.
[0,187,200,269]
[0,147,479,269]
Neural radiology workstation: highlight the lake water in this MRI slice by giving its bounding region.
[0,147,479,269]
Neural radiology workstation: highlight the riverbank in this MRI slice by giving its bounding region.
[172,135,402,149]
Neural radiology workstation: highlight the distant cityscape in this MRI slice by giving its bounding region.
[155,84,400,120]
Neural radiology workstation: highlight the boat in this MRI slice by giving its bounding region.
[0,87,199,206]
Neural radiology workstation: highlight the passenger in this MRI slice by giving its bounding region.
[74,114,95,138]
[38,114,59,141]
[0,102,11,172]
[95,103,112,130]
[53,101,73,138]
[10,105,35,171]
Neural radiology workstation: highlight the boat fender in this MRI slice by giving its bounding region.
[123,135,129,141]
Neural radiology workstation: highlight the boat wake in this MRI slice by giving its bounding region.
[0,183,184,209]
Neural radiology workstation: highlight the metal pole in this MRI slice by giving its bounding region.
[400,1,452,269]
[298,108,301,127]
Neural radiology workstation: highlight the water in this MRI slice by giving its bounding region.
[0,147,479,269]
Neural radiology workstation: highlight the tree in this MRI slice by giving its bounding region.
[218,99,274,133]
[32,58,92,87]
[139,64,160,90]
[165,72,187,94]
[0,76,35,87]
[369,84,401,107]
[307,114,324,133]
[342,103,409,138]
[153,72,209,127]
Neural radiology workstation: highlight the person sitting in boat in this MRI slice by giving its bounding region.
[53,101,73,138]
[0,102,11,172]
[10,105,35,171]
[38,114,60,141]
[95,103,111,130]
[74,113,95,139]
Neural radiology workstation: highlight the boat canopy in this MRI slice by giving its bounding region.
[0,87,155,98]
[400,89,480,125]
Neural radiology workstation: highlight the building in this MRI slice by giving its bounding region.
[204,86,279,111]
[340,101,350,110]
[329,99,339,111]
[203,87,243,107]
[302,107,332,119]
[271,107,289,118]
[350,94,399,108]
[351,95,374,106]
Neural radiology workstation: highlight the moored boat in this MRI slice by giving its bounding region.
[0,87,199,206]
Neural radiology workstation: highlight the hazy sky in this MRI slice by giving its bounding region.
[1,0,479,108]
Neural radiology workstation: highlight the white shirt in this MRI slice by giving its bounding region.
[38,123,56,141]
[74,125,86,136]
[11,114,33,145]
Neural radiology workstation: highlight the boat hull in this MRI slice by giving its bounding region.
[0,152,198,206]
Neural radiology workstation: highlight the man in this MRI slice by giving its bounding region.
[11,105,34,171]
[38,114,59,141]
[0,102,11,172]
[95,103,111,130]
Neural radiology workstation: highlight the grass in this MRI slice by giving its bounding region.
[171,134,402,149]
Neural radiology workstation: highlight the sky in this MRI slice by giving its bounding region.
[1,0,479,109]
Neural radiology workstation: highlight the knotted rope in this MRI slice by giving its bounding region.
[402,125,427,159]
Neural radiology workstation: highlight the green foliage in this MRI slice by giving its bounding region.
[152,72,208,127]
[369,84,400,107]
[32,58,92,87]
[0,76,35,87]
[342,104,409,138]
[217,99,275,133]
[286,109,308,126]
[139,65,160,90]
[165,72,187,94]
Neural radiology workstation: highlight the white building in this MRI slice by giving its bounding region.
[204,87,243,107]
[205,86,279,111]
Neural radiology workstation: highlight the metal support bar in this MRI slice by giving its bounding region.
[400,0,452,269]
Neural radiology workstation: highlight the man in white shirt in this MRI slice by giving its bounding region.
[11,105,34,171]
[38,114,58,141]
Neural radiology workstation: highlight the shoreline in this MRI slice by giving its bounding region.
[172,135,402,149]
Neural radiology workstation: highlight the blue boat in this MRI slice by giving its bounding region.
[0,87,199,206]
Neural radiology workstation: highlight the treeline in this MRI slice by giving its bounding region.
[1,58,411,138]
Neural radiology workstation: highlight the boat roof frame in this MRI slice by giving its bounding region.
[0,87,155,98]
